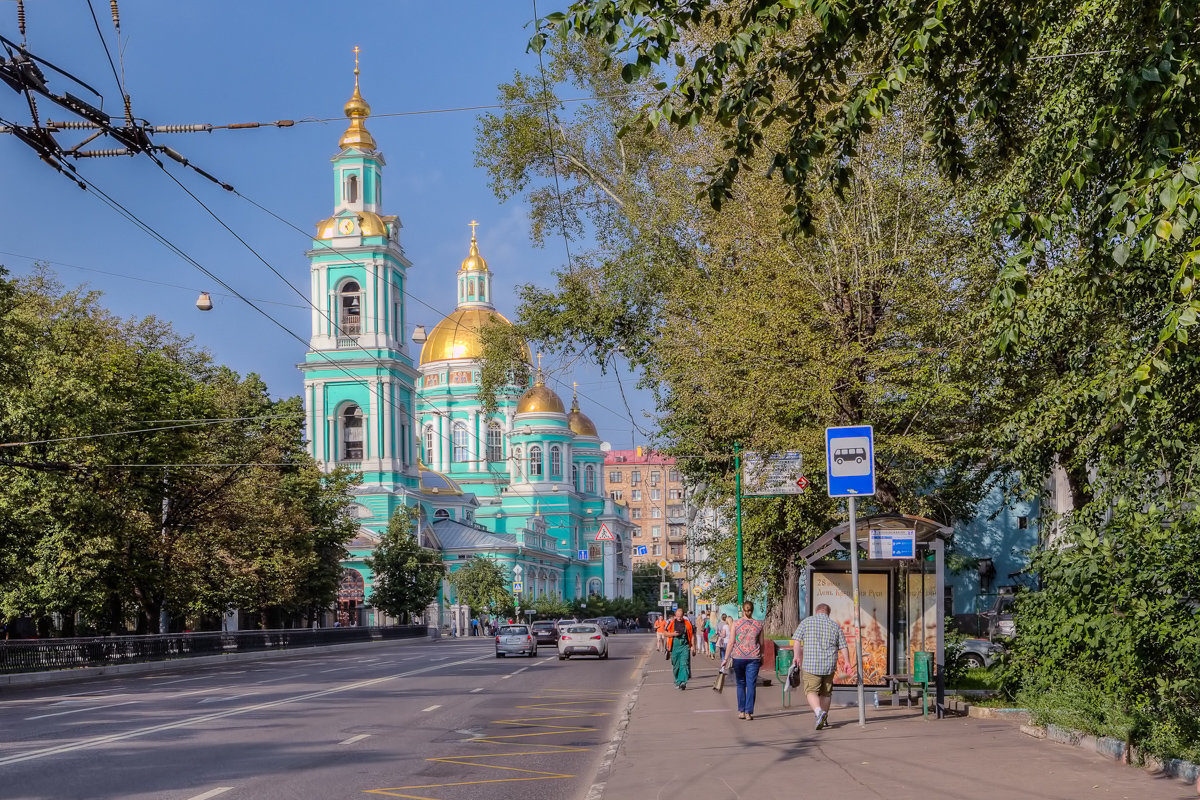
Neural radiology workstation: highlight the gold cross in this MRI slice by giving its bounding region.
[537,352,543,369]
[353,45,361,72]
[572,380,578,395]
[469,219,479,238]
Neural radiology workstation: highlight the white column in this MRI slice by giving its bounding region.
[382,379,393,461]
[311,381,325,463]
[470,410,481,472]
[436,413,446,472]
[310,268,321,342]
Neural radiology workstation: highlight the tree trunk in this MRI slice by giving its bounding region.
[763,559,802,636]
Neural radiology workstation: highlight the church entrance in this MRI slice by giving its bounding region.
[337,569,366,626]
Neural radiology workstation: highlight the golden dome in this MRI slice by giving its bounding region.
[460,226,489,273]
[315,210,390,239]
[517,368,565,414]
[419,307,527,365]
[339,53,376,150]
[567,391,599,436]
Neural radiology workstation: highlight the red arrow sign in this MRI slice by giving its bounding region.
[796,476,810,490]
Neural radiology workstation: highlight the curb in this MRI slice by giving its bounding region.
[585,648,649,800]
[1020,722,1200,794]
[0,633,438,691]
[966,706,1030,723]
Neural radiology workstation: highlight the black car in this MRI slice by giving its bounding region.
[531,620,558,645]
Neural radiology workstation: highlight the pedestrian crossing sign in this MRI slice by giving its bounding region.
[512,581,523,593]
[595,523,615,541]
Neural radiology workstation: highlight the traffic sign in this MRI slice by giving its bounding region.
[512,581,523,593]
[743,450,805,496]
[595,523,615,541]
[825,425,875,497]
[658,559,670,570]
[636,545,648,556]
[578,549,589,560]
[658,600,673,608]
[796,475,810,490]
[513,564,523,575]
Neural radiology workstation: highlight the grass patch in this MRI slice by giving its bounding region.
[951,667,1001,691]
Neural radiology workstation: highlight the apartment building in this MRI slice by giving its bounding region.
[603,448,689,567]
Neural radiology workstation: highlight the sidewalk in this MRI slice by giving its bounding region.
[598,642,1195,800]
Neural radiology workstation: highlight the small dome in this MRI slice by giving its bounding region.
[420,307,528,365]
[567,391,598,437]
[418,461,464,495]
[517,368,565,414]
[460,233,489,273]
[339,61,376,150]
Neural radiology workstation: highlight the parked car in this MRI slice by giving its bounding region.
[960,638,1005,668]
[495,624,537,657]
[531,620,559,645]
[594,616,619,635]
[558,622,608,660]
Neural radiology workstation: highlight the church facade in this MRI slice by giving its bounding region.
[299,64,633,626]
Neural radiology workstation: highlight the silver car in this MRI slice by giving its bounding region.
[495,624,537,658]
[557,623,608,660]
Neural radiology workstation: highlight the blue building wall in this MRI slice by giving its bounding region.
[947,483,1038,618]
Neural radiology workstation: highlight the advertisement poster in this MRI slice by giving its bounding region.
[811,572,889,686]
[906,574,938,675]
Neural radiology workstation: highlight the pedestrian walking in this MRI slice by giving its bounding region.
[722,601,764,719]
[792,603,851,730]
[665,608,695,689]
[707,612,719,660]
[717,614,731,662]
[654,616,667,652]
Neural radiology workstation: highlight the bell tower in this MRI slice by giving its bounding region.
[300,50,419,495]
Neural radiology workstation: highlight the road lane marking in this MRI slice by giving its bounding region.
[26,701,138,721]
[149,676,208,687]
[319,665,359,673]
[339,734,370,745]
[0,654,492,767]
[421,705,441,712]
[196,692,257,705]
[184,788,232,800]
[511,667,528,675]
[470,688,484,693]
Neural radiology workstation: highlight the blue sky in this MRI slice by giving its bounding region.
[0,0,654,448]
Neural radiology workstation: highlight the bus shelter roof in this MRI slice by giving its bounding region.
[799,513,952,565]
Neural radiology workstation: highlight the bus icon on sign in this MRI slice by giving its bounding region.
[828,436,872,478]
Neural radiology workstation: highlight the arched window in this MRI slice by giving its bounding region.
[434,508,450,520]
[468,278,477,297]
[584,464,596,494]
[452,423,469,463]
[550,446,562,477]
[346,173,359,204]
[587,577,602,598]
[340,281,361,335]
[528,445,543,478]
[342,405,363,460]
[572,463,579,489]
[487,422,503,462]
[423,426,434,463]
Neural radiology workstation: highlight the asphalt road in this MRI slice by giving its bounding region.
[0,633,652,800]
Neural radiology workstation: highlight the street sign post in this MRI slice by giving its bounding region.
[512,581,523,593]
[636,545,648,556]
[595,522,615,541]
[658,559,670,570]
[578,549,589,560]
[826,425,876,729]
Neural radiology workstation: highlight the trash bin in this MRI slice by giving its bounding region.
[913,651,933,684]
[775,647,794,679]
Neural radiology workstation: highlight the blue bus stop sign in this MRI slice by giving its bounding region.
[825,425,875,497]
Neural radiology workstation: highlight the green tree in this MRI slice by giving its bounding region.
[541,0,1200,388]
[365,508,445,624]
[446,557,511,614]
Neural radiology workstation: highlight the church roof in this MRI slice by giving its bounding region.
[419,307,523,366]
[517,367,565,414]
[432,519,515,551]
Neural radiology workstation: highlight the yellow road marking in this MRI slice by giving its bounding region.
[365,692,618,799]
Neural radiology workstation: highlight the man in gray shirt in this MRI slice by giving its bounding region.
[792,604,850,730]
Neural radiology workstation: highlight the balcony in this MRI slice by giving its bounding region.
[336,337,360,349]
[341,315,362,336]
[667,527,687,543]
[337,460,363,473]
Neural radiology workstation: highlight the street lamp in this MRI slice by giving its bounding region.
[411,325,427,344]
[195,292,213,311]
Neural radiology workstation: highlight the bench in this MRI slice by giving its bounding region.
[882,673,930,707]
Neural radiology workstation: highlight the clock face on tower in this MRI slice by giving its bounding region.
[338,218,355,235]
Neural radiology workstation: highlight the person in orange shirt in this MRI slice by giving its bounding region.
[654,617,667,652]
[665,609,695,689]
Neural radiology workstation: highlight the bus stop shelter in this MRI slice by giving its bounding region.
[797,514,952,717]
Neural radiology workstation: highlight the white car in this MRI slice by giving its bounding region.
[558,623,608,660]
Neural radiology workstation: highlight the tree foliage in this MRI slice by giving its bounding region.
[540,0,1200,389]
[446,556,511,613]
[0,268,358,634]
[365,508,445,623]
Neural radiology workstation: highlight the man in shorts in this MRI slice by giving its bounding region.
[792,603,850,730]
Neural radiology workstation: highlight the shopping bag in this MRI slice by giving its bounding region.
[713,668,726,693]
[788,662,802,689]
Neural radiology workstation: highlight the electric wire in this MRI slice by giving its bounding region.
[85,0,122,103]
[0,413,305,449]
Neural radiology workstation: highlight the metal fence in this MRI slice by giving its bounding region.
[0,625,429,675]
